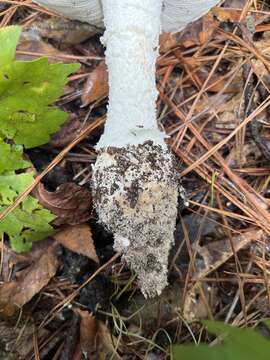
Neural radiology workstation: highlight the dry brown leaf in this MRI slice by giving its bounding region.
[0,282,18,317]
[29,17,102,44]
[194,230,263,277]
[211,7,242,23]
[193,7,242,47]
[159,20,205,53]
[0,242,59,316]
[159,32,178,54]
[81,62,108,106]
[182,18,208,48]
[34,182,92,226]
[17,33,69,63]
[75,309,120,359]
[54,224,99,263]
[160,8,219,53]
[77,310,99,355]
[13,243,58,307]
[251,58,268,79]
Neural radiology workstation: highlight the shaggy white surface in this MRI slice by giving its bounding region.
[98,0,165,148]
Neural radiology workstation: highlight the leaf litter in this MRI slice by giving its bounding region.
[1,1,270,359]
[34,182,92,225]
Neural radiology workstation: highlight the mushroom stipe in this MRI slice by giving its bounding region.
[33,0,219,297]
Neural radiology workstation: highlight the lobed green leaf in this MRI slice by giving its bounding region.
[0,27,80,148]
[0,26,79,252]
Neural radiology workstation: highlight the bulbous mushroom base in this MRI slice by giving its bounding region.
[92,141,185,297]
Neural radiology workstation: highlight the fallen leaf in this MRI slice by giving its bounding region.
[210,7,242,23]
[78,310,99,355]
[0,282,18,317]
[17,32,69,63]
[34,182,92,225]
[54,224,99,263]
[29,17,102,44]
[81,62,108,106]
[160,11,217,53]
[159,32,179,54]
[0,241,59,316]
[159,20,204,53]
[75,309,120,359]
[181,18,206,48]
[13,243,58,307]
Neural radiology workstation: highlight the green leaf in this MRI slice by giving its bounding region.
[0,139,29,174]
[0,173,55,252]
[173,321,270,360]
[0,26,80,148]
[0,25,79,252]
[263,319,270,329]
[0,58,80,148]
[0,25,21,67]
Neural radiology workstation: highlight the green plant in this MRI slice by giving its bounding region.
[173,320,270,360]
[0,25,79,252]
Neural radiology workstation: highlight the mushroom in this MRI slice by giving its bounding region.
[33,0,219,297]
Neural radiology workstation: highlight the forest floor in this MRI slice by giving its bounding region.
[0,0,270,359]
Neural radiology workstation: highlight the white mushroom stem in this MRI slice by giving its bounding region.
[92,0,183,298]
[97,0,165,148]
[32,0,219,297]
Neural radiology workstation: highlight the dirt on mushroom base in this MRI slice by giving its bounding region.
[92,141,186,297]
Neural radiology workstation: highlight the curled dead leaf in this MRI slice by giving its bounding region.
[34,182,92,226]
[81,62,108,106]
[54,224,99,263]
